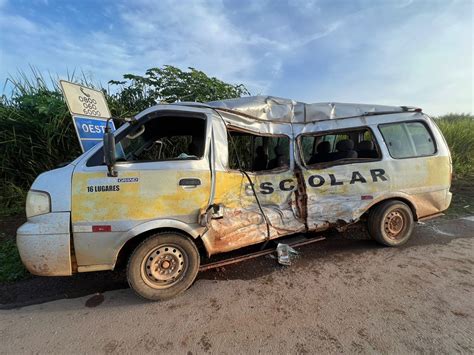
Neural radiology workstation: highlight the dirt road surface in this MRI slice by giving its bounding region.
[1,217,473,354]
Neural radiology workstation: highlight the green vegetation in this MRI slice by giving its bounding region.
[108,66,249,117]
[435,114,474,178]
[0,237,29,283]
[0,66,249,215]
[0,72,81,215]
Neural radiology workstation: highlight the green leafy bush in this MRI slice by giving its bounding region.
[0,238,29,283]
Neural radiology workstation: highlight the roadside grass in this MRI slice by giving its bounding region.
[0,204,24,218]
[444,177,474,218]
[436,114,474,178]
[0,236,29,283]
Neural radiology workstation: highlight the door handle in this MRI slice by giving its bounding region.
[179,178,201,188]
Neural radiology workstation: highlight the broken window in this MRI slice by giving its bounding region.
[299,128,381,166]
[379,121,436,159]
[228,130,290,172]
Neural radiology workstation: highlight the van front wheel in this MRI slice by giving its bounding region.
[368,200,414,246]
[127,232,200,301]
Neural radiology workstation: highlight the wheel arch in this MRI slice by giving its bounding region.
[113,220,207,270]
[362,194,418,221]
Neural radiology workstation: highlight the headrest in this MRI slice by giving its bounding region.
[336,139,354,152]
[317,141,331,154]
[274,145,284,156]
[357,140,374,151]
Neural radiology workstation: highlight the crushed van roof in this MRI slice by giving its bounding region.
[206,95,407,123]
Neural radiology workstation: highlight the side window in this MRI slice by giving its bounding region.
[379,121,436,159]
[228,130,290,172]
[300,128,380,166]
[87,115,206,166]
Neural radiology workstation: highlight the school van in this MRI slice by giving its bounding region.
[17,96,452,300]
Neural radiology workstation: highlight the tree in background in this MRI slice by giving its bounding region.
[107,65,249,117]
[0,66,249,213]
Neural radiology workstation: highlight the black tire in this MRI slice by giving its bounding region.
[127,232,200,301]
[368,200,414,246]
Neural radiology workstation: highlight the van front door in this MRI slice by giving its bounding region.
[71,112,211,268]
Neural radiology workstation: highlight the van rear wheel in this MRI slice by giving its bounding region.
[368,200,414,246]
[127,232,200,301]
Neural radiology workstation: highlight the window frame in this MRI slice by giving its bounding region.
[86,111,208,167]
[226,125,292,174]
[378,120,438,160]
[297,126,383,170]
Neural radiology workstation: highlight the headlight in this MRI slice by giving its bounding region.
[26,190,51,218]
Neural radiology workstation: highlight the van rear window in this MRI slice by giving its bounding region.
[379,121,436,159]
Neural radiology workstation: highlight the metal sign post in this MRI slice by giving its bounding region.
[60,80,115,152]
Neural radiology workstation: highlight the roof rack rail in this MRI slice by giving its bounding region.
[400,106,423,112]
[364,106,422,117]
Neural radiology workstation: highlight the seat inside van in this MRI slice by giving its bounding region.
[334,139,358,160]
[356,140,378,158]
[308,141,331,164]
[302,128,382,166]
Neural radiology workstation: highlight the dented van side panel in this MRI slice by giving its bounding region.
[202,112,452,255]
[201,118,305,255]
[295,114,452,226]
[202,171,306,255]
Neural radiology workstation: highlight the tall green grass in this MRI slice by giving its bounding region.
[0,71,82,213]
[435,114,474,178]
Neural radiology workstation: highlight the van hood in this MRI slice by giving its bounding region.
[30,164,74,212]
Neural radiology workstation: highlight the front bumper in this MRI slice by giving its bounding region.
[16,212,72,276]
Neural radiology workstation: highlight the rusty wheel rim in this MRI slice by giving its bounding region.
[383,210,405,240]
[141,244,187,289]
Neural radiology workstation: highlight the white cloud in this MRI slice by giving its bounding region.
[0,13,38,33]
[296,1,473,115]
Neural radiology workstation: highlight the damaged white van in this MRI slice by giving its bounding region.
[17,96,452,300]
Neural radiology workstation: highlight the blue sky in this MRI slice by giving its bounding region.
[0,0,472,115]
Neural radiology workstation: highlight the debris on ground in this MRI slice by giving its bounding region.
[276,243,298,266]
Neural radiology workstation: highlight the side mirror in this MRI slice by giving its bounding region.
[103,131,117,177]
